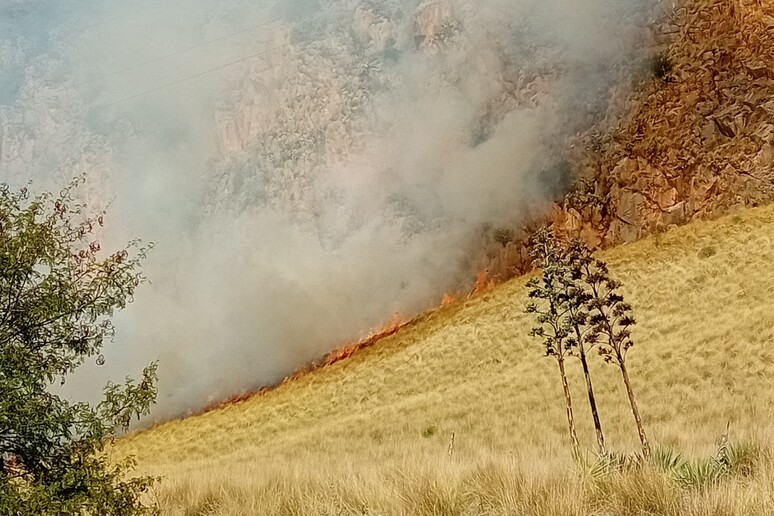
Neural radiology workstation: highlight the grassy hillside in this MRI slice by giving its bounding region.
[116,205,774,515]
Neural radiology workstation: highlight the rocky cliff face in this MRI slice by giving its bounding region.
[208,0,655,267]
[5,0,762,285]
[561,0,774,245]
[208,0,547,227]
[484,0,774,282]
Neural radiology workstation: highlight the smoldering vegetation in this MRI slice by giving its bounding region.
[0,0,659,420]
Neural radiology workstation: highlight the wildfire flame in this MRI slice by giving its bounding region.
[441,293,456,306]
[201,266,498,416]
[473,269,496,294]
[201,312,413,414]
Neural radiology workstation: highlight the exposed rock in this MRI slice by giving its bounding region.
[414,0,458,50]
[753,143,774,168]
[662,200,686,226]
[612,157,637,184]
[606,218,641,245]
[547,0,774,259]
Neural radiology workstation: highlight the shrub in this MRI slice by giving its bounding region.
[650,53,674,81]
[0,179,157,514]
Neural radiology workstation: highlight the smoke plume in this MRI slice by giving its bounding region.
[0,0,658,420]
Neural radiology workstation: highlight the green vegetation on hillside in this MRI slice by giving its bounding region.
[116,205,774,515]
[0,181,158,514]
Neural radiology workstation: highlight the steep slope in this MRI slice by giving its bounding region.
[486,0,774,281]
[115,203,774,514]
[1,0,662,418]
[105,1,774,513]
[566,0,774,242]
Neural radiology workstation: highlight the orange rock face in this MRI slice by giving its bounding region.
[485,0,774,281]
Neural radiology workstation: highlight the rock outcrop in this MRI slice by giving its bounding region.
[485,0,774,282]
[562,0,774,246]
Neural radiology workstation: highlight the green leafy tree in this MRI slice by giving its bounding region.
[526,228,580,455]
[0,179,158,514]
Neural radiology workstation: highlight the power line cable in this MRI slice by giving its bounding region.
[94,41,291,110]
[92,0,421,110]
[83,16,282,85]
[65,3,166,38]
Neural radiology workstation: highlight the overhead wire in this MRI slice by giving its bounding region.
[90,0,421,110]
[64,2,166,39]
[83,16,283,85]
[94,41,291,110]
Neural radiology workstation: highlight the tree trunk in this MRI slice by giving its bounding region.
[557,357,580,455]
[620,361,650,458]
[577,341,606,456]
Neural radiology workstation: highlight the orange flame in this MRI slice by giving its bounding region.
[201,312,413,414]
[324,312,405,367]
[473,269,495,294]
[199,267,502,416]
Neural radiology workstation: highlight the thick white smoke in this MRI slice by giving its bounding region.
[0,0,658,420]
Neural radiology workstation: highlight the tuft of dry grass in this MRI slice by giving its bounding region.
[114,204,774,514]
[142,452,774,515]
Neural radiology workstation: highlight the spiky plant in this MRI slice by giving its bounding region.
[526,229,607,456]
[563,240,607,456]
[579,253,650,458]
[525,228,581,455]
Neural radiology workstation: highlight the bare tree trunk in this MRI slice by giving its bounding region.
[557,357,580,455]
[577,342,606,456]
[620,361,650,458]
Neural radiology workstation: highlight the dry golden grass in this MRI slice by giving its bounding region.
[115,204,774,515]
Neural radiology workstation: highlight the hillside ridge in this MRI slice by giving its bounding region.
[117,202,774,465]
